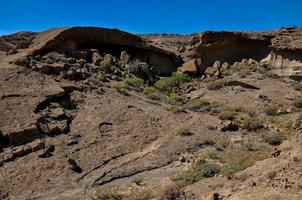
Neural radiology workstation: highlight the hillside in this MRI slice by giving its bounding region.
[0,26,302,200]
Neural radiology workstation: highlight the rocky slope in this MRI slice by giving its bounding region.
[0,26,302,200]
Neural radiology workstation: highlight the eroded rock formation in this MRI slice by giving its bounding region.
[181,27,302,79]
[28,27,181,75]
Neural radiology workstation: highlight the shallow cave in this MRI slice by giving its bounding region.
[198,39,272,69]
[74,42,178,75]
[0,130,10,149]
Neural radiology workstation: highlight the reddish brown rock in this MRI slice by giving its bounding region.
[177,59,200,75]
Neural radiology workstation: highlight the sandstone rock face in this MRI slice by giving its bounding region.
[182,27,302,79]
[29,27,181,75]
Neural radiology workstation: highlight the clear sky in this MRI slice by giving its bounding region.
[1,0,302,35]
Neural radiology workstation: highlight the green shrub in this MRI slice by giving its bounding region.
[176,126,192,136]
[154,73,191,92]
[184,99,210,111]
[218,111,236,120]
[128,188,153,200]
[220,159,250,175]
[94,187,123,200]
[263,132,286,146]
[128,59,155,83]
[180,163,220,185]
[111,81,126,90]
[146,91,167,101]
[124,77,145,92]
[167,93,183,105]
[207,79,226,90]
[264,105,280,116]
[294,82,302,91]
[143,86,158,95]
[202,163,220,178]
[242,117,264,131]
[160,184,184,200]
[292,99,302,108]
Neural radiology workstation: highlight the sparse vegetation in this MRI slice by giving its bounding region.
[143,86,158,95]
[128,59,156,84]
[128,187,154,200]
[146,91,167,101]
[154,73,191,92]
[218,111,237,120]
[242,116,264,131]
[292,99,302,109]
[294,82,302,91]
[111,81,126,90]
[124,77,145,92]
[264,105,280,116]
[176,126,192,136]
[179,162,220,185]
[94,187,123,200]
[166,93,183,105]
[184,99,210,111]
[160,184,184,200]
[207,79,226,90]
[263,132,287,146]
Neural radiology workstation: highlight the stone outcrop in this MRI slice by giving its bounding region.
[28,27,181,75]
[182,27,302,79]
[177,58,201,75]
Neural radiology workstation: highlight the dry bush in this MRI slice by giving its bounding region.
[160,184,184,200]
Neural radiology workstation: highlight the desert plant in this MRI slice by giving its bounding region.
[294,82,302,91]
[111,81,126,90]
[160,184,184,200]
[154,73,191,92]
[128,59,155,83]
[166,93,183,105]
[127,187,153,200]
[45,52,66,63]
[184,99,210,111]
[292,99,302,108]
[179,163,220,185]
[202,163,220,178]
[176,126,192,136]
[264,105,280,116]
[242,117,264,131]
[146,91,167,101]
[124,77,145,92]
[218,111,236,120]
[143,86,158,95]
[263,132,286,146]
[94,187,123,200]
[207,79,226,90]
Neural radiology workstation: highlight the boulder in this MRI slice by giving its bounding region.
[177,59,200,75]
[219,121,240,132]
[120,51,131,64]
[212,60,221,69]
[39,120,68,135]
[205,67,220,77]
[221,62,230,69]
[190,35,200,46]
[101,54,114,72]
[91,50,102,65]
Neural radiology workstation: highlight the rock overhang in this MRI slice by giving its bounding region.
[28,27,182,75]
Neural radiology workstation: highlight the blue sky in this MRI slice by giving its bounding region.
[1,0,302,35]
